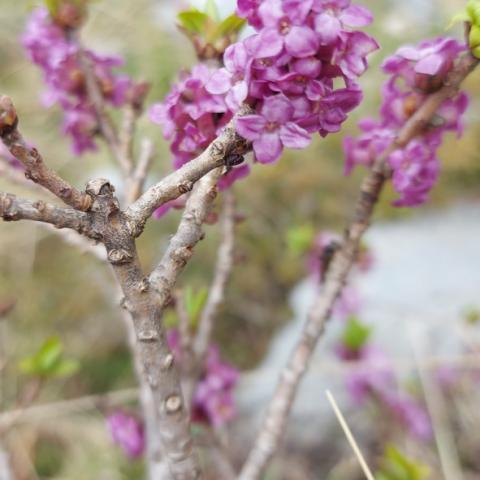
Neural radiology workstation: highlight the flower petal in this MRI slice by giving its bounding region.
[285,26,319,57]
[280,122,311,148]
[340,5,373,27]
[235,115,266,141]
[261,94,294,123]
[253,132,283,163]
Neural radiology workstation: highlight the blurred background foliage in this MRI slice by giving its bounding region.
[1,0,480,478]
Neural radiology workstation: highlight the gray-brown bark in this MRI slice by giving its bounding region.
[126,109,250,235]
[149,169,223,302]
[237,52,480,480]
[0,192,95,236]
[0,97,92,212]
[193,189,235,364]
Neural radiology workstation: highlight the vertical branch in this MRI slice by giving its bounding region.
[126,138,155,204]
[410,329,464,480]
[84,179,201,480]
[0,447,13,480]
[238,53,479,480]
[149,168,223,301]
[193,189,236,363]
[75,47,132,177]
[0,97,92,211]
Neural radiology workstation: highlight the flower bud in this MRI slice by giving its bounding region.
[53,1,87,30]
[0,96,18,135]
[130,82,151,111]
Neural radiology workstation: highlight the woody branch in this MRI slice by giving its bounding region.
[237,51,480,480]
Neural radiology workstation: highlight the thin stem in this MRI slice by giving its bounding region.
[238,52,479,480]
[194,189,235,363]
[0,100,92,211]
[0,192,95,235]
[76,47,132,177]
[149,168,223,303]
[126,138,155,204]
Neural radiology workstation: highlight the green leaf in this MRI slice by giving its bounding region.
[214,14,246,38]
[465,306,480,324]
[164,310,178,329]
[18,336,79,379]
[185,286,208,327]
[376,446,430,480]
[286,225,314,256]
[470,24,480,48]
[177,10,209,34]
[204,0,220,22]
[467,0,480,24]
[341,317,372,351]
[44,0,61,15]
[50,359,80,378]
[36,337,63,373]
[447,11,470,29]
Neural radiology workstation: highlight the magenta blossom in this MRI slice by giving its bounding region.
[313,1,373,45]
[23,7,139,155]
[236,94,311,163]
[149,65,231,170]
[155,0,377,171]
[253,0,319,59]
[107,411,145,459]
[167,330,239,427]
[206,43,253,111]
[344,37,468,207]
[339,345,432,441]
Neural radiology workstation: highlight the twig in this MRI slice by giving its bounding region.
[0,192,95,236]
[410,327,464,480]
[40,225,107,262]
[237,52,479,480]
[126,107,251,235]
[119,105,137,170]
[0,158,42,193]
[0,446,12,480]
[326,390,375,480]
[193,189,235,363]
[77,179,201,480]
[174,290,194,366]
[76,46,132,177]
[126,138,155,204]
[149,168,223,304]
[0,96,92,211]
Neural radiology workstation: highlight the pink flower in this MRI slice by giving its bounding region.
[206,43,253,111]
[254,0,319,59]
[167,330,240,427]
[313,0,373,45]
[236,94,311,163]
[107,411,145,459]
[149,65,232,170]
[339,345,433,441]
[22,8,140,156]
[344,37,468,207]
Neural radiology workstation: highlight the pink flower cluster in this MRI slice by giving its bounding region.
[149,65,250,209]
[167,330,239,427]
[150,0,377,203]
[107,411,145,459]
[222,0,378,163]
[23,8,138,155]
[344,37,469,207]
[337,344,432,441]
